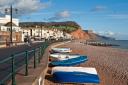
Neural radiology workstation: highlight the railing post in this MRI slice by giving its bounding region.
[41,45,44,55]
[40,47,42,57]
[41,46,43,56]
[34,49,36,68]
[25,51,28,76]
[46,42,48,48]
[38,48,41,63]
[11,54,16,85]
[37,48,39,64]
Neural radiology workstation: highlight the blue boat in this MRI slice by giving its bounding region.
[52,67,100,84]
[49,56,88,66]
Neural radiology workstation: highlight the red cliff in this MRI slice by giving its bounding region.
[70,28,90,39]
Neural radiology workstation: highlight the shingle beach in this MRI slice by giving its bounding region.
[44,40,128,85]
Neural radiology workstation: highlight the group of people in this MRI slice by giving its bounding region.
[24,36,32,46]
[5,35,32,47]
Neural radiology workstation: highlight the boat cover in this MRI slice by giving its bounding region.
[51,48,71,53]
[49,53,81,60]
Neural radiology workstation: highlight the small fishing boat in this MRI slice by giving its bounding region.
[49,55,88,66]
[49,53,81,61]
[52,67,100,84]
[50,48,71,53]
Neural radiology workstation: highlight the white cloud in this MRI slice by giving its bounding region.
[113,32,128,40]
[107,14,128,19]
[0,0,51,16]
[91,5,107,12]
[0,0,15,6]
[97,31,128,40]
[58,11,70,18]
[97,31,115,37]
[48,10,70,21]
[106,31,115,36]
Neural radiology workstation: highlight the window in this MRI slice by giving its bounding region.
[7,28,10,31]
[12,28,16,32]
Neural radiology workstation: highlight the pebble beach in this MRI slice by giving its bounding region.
[44,40,128,85]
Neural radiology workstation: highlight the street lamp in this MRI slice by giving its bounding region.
[41,26,43,39]
[5,5,18,46]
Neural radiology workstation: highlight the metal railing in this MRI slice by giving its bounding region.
[0,41,49,85]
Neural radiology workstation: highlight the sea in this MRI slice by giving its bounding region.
[98,40,128,50]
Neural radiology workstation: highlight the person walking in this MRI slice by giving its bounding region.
[27,36,32,46]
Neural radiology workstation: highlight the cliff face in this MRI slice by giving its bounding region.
[90,33,115,40]
[70,29,90,39]
[70,28,115,40]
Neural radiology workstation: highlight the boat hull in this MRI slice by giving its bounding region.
[53,72,100,83]
[52,67,100,84]
[49,56,88,66]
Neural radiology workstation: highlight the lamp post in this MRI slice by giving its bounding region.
[10,5,13,45]
[41,26,43,39]
[5,5,18,46]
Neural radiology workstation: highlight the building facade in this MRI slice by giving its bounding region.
[0,15,72,43]
[0,15,22,43]
[21,26,72,41]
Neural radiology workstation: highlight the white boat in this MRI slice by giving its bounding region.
[51,67,100,84]
[51,48,71,53]
[49,53,81,61]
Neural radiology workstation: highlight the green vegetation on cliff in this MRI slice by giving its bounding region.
[20,21,80,33]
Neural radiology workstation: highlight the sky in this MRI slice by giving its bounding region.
[0,0,128,40]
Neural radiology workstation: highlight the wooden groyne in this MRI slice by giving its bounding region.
[80,41,119,47]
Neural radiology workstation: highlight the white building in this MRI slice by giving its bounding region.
[0,15,21,32]
[21,26,72,41]
[0,15,22,42]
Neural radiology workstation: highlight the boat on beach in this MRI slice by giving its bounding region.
[51,67,100,84]
[50,48,72,53]
[49,53,81,61]
[49,55,88,66]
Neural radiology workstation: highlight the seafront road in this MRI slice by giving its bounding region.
[0,42,44,84]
